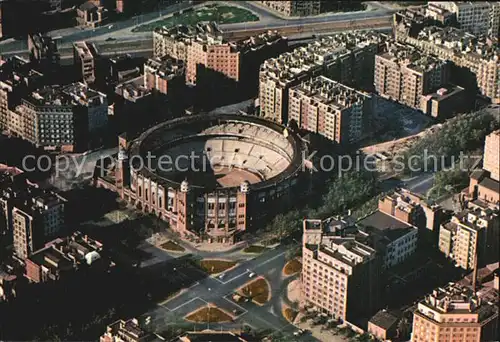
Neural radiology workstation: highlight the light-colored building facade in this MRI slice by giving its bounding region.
[258,0,321,17]
[12,191,66,260]
[73,41,99,84]
[468,130,500,205]
[439,203,499,270]
[397,26,500,104]
[301,217,381,323]
[357,210,419,269]
[379,188,443,233]
[484,129,500,182]
[259,31,388,123]
[428,2,500,37]
[375,43,450,109]
[153,23,286,86]
[8,83,107,152]
[288,76,374,144]
[411,283,498,342]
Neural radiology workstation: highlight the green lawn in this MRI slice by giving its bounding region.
[134,4,259,32]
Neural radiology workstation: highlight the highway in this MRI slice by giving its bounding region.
[0,1,395,56]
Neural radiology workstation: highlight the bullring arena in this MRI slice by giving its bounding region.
[95,113,311,244]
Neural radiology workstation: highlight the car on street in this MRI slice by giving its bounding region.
[248,272,255,278]
[218,273,225,280]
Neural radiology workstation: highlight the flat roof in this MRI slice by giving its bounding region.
[357,210,415,242]
[369,310,399,330]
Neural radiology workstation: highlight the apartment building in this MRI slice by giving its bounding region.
[143,57,185,95]
[100,318,153,342]
[357,210,419,269]
[27,33,60,71]
[379,188,444,234]
[393,5,457,41]
[76,1,107,28]
[73,41,99,84]
[259,31,387,123]
[0,165,28,235]
[153,23,214,60]
[12,190,66,260]
[7,82,107,152]
[0,56,44,131]
[258,1,321,17]
[398,26,500,104]
[469,130,500,205]
[420,84,469,119]
[484,129,500,182]
[375,43,450,109]
[25,231,103,283]
[428,1,500,37]
[301,217,381,323]
[411,283,499,342]
[288,76,374,144]
[439,202,499,270]
[153,22,287,89]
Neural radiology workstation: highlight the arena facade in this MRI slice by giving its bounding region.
[95,113,312,244]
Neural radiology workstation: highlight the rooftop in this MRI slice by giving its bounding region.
[73,41,99,60]
[154,22,224,44]
[369,309,400,330]
[418,283,498,321]
[291,76,371,109]
[24,83,106,107]
[415,26,499,61]
[378,42,448,73]
[144,57,185,79]
[357,210,416,243]
[260,31,387,86]
[116,76,151,101]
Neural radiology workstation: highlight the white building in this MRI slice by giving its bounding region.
[428,1,500,37]
[357,210,419,269]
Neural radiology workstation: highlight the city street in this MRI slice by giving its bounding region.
[141,243,318,341]
[0,1,395,55]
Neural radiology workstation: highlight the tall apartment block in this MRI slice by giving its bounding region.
[7,83,108,152]
[0,56,44,131]
[258,1,321,17]
[411,283,499,342]
[73,41,99,84]
[12,190,66,260]
[439,201,499,270]
[428,1,500,38]
[301,217,381,323]
[469,129,500,204]
[379,188,444,236]
[288,76,374,144]
[484,130,500,182]
[259,31,387,123]
[375,43,450,109]
[153,22,287,87]
[398,26,500,104]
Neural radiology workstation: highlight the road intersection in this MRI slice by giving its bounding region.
[140,243,318,341]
